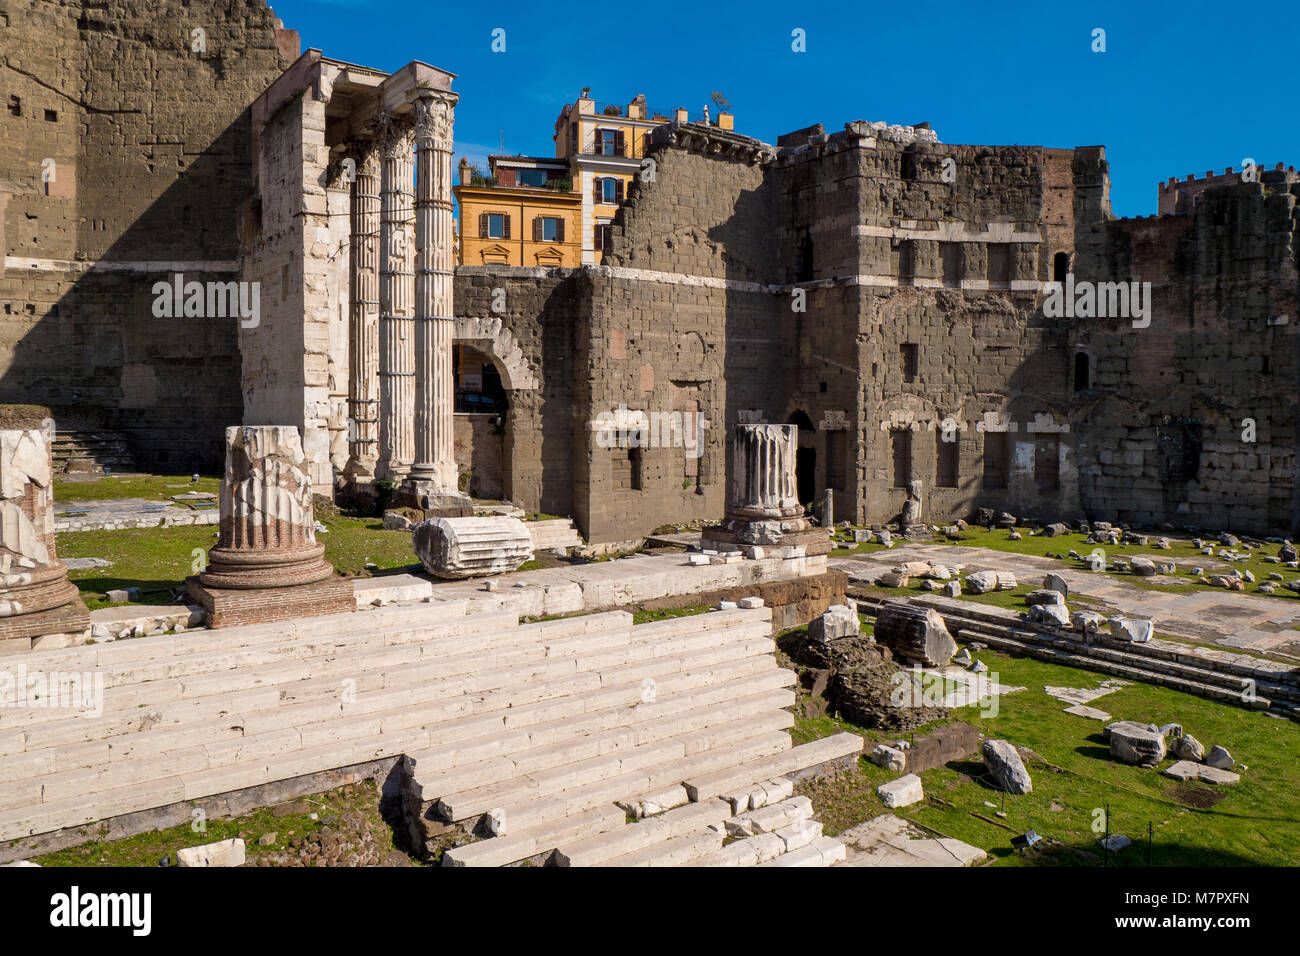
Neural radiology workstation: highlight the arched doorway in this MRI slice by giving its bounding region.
[1073,352,1091,392]
[453,343,508,499]
[787,410,816,506]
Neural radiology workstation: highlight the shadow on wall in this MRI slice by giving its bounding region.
[0,5,290,473]
[1,115,253,473]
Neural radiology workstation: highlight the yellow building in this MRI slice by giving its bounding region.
[454,155,583,267]
[455,92,735,266]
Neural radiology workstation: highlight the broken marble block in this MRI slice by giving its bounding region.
[1043,573,1068,597]
[1130,556,1158,576]
[872,601,956,666]
[1169,734,1205,762]
[1025,588,1064,606]
[1109,616,1154,643]
[1071,610,1106,634]
[877,773,924,808]
[176,838,246,868]
[965,570,999,594]
[1107,720,1167,767]
[1204,745,1234,770]
[876,570,910,588]
[982,739,1033,794]
[870,744,907,772]
[412,516,533,579]
[808,604,860,643]
[1029,603,1071,629]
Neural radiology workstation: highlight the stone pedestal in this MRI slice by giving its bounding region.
[186,426,353,628]
[412,516,532,579]
[0,411,89,649]
[702,424,830,557]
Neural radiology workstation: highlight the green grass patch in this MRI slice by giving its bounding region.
[60,513,420,610]
[919,649,1299,865]
[54,474,222,503]
[34,781,415,867]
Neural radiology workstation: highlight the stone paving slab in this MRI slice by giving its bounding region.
[55,497,220,532]
[835,545,1300,655]
[1163,760,1240,785]
[1063,704,1112,721]
[834,813,985,867]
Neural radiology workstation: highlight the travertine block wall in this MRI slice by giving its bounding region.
[0,0,291,471]
[452,267,585,517]
[1070,167,1300,533]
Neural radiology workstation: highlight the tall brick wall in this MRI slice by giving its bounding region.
[0,0,291,470]
[452,266,587,519]
[1070,168,1300,533]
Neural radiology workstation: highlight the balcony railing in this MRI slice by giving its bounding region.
[464,170,575,193]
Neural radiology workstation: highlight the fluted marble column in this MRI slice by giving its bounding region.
[406,89,459,493]
[0,414,88,646]
[377,112,415,481]
[198,426,334,590]
[729,424,803,519]
[345,141,381,480]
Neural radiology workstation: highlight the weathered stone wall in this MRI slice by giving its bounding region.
[1070,165,1300,533]
[771,130,1081,527]
[453,411,504,499]
[0,0,293,471]
[452,266,586,518]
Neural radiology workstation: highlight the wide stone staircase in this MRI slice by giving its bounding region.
[0,599,861,866]
[50,429,138,474]
[525,518,584,552]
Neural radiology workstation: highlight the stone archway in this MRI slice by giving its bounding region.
[454,316,539,391]
[453,316,540,506]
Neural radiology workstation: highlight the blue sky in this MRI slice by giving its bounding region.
[273,0,1296,218]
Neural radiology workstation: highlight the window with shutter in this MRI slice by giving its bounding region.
[478,213,488,238]
[502,214,511,239]
[533,217,542,242]
[613,179,624,203]
[593,177,603,205]
[593,128,603,155]
[556,218,565,243]
[614,130,625,156]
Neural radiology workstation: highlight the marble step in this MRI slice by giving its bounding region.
[684,732,863,803]
[553,798,734,867]
[7,625,779,807]
[756,835,846,867]
[600,827,725,867]
[421,679,790,816]
[441,804,626,868]
[435,727,793,833]
[7,611,750,748]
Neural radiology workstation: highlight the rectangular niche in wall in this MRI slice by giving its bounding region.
[983,431,1009,489]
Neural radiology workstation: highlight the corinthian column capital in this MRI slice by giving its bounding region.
[374,108,414,155]
[413,92,456,149]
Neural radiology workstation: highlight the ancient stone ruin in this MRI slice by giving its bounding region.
[0,408,89,649]
[702,424,830,558]
[186,426,353,627]
[412,515,534,579]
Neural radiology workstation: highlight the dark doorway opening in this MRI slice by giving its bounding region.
[788,410,816,506]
